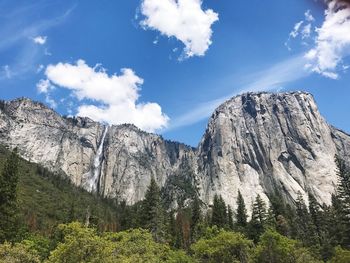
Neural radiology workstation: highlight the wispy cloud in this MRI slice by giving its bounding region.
[33,35,47,45]
[0,2,75,80]
[167,55,309,131]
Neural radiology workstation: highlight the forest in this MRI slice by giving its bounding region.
[0,145,349,263]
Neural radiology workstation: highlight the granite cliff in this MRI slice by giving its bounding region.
[1,92,349,211]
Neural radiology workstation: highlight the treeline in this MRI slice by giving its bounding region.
[0,148,350,262]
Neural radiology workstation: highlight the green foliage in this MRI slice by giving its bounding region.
[0,241,40,263]
[330,246,350,263]
[0,145,118,235]
[190,197,202,243]
[0,149,20,242]
[1,146,350,262]
[191,228,253,263]
[211,194,227,228]
[227,205,234,230]
[236,190,247,229]
[21,234,51,260]
[334,156,350,248]
[253,230,321,263]
[294,192,318,247]
[141,177,166,242]
[47,222,115,263]
[248,194,267,242]
[105,228,193,263]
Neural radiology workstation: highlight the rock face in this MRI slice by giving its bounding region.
[197,92,350,210]
[0,92,349,210]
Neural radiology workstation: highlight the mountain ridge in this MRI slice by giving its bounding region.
[1,91,349,212]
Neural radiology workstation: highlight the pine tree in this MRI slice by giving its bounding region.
[227,205,234,230]
[141,177,166,242]
[252,194,267,225]
[236,190,247,228]
[211,194,227,228]
[248,194,267,242]
[295,192,318,247]
[308,192,322,245]
[334,156,350,248]
[190,197,202,242]
[0,149,20,242]
[269,191,287,219]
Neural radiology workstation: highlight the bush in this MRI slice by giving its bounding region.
[0,242,40,263]
[191,228,253,263]
[253,230,321,263]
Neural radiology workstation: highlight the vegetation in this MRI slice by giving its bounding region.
[0,145,350,262]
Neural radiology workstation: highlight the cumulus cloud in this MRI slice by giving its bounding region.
[33,36,47,45]
[305,1,350,79]
[39,60,169,132]
[140,0,218,57]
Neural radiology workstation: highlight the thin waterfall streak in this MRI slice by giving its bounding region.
[85,125,108,192]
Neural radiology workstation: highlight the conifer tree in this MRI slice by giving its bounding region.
[211,194,227,228]
[0,149,20,242]
[252,194,267,225]
[295,192,318,247]
[308,192,322,245]
[190,197,202,242]
[191,197,201,229]
[227,205,234,230]
[335,156,350,248]
[141,177,165,242]
[236,190,247,228]
[248,194,267,242]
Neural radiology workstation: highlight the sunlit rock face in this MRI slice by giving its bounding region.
[0,98,197,208]
[0,92,349,211]
[196,92,350,210]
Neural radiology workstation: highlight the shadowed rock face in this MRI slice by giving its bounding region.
[0,92,349,211]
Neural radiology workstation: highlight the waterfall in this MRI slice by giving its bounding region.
[84,125,108,192]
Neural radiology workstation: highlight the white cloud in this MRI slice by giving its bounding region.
[40,60,169,132]
[301,23,312,39]
[290,21,304,38]
[33,35,47,45]
[36,79,54,93]
[140,0,218,57]
[305,1,350,78]
[285,10,315,50]
[36,79,57,108]
[305,10,315,22]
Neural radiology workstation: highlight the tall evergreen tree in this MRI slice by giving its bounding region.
[141,177,165,242]
[295,192,318,247]
[334,156,350,248]
[211,194,227,228]
[236,190,247,228]
[308,192,323,245]
[248,194,267,242]
[0,149,20,242]
[227,205,234,230]
[190,197,202,242]
[252,194,267,225]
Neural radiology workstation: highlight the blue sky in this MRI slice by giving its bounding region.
[0,0,349,146]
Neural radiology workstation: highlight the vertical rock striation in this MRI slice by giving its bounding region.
[0,92,349,210]
[196,92,350,210]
